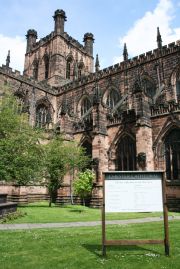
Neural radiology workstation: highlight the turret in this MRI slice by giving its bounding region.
[83,33,94,56]
[26,29,37,53]
[157,27,162,50]
[53,9,67,35]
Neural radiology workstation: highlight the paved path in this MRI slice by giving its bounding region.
[0,216,180,230]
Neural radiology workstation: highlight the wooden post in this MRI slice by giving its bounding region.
[102,174,106,256]
[162,172,170,256]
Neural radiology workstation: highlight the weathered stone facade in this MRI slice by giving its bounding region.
[0,10,180,210]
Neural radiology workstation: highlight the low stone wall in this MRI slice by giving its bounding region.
[0,183,49,205]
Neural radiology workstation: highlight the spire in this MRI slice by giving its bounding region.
[95,54,100,72]
[123,43,128,61]
[157,27,162,49]
[6,50,10,67]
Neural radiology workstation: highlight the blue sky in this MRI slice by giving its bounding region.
[0,0,179,73]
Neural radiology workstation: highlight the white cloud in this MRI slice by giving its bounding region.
[114,0,180,63]
[0,34,26,73]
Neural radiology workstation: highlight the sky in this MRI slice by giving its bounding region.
[0,0,179,73]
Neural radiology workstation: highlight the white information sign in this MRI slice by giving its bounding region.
[105,172,163,213]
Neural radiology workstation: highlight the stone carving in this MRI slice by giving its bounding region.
[137,152,146,169]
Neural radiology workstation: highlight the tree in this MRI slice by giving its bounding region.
[0,89,44,184]
[63,141,90,204]
[73,169,95,206]
[43,139,90,207]
[43,137,67,207]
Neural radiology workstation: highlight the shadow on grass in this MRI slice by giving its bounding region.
[18,203,88,209]
[69,209,85,213]
[18,204,50,208]
[83,244,162,258]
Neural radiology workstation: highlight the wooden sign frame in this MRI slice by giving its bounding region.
[102,171,170,256]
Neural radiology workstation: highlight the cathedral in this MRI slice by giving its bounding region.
[0,10,180,210]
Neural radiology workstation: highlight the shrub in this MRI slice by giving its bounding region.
[73,170,95,206]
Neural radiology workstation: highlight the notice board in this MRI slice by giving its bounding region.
[105,172,163,212]
[102,171,170,256]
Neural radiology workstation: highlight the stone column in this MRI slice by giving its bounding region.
[136,122,154,171]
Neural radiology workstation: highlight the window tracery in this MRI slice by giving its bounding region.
[142,78,156,99]
[44,54,49,79]
[116,135,136,171]
[66,60,71,79]
[36,105,51,128]
[165,129,180,180]
[106,89,119,109]
[33,60,39,80]
[176,80,180,99]
[81,97,91,116]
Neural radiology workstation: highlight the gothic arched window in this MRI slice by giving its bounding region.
[36,105,51,128]
[81,97,91,116]
[81,140,92,169]
[78,61,84,79]
[66,59,72,79]
[165,129,180,180]
[44,54,49,79]
[33,61,39,80]
[176,80,180,100]
[106,89,119,109]
[142,78,156,99]
[116,135,136,171]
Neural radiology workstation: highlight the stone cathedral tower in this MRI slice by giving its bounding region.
[24,9,94,87]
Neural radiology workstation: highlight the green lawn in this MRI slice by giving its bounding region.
[0,221,180,269]
[1,201,179,224]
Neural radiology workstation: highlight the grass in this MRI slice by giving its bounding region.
[1,201,179,224]
[0,221,180,269]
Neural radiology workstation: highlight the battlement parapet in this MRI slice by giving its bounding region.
[107,109,136,127]
[29,30,89,55]
[0,65,58,95]
[1,65,22,77]
[56,39,180,94]
[151,99,180,117]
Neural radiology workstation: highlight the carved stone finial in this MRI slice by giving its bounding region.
[53,9,67,20]
[6,50,10,67]
[83,33,94,42]
[95,54,100,72]
[157,27,162,50]
[26,29,38,39]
